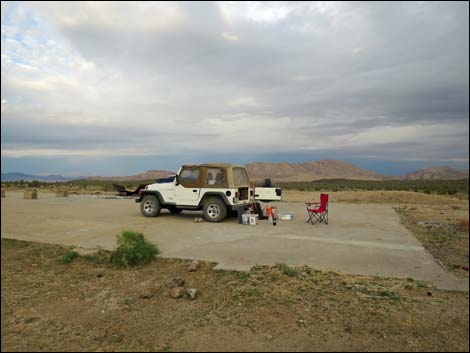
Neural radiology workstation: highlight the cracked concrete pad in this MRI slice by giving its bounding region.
[1,192,468,291]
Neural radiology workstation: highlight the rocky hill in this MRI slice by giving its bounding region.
[401,167,469,180]
[244,160,386,182]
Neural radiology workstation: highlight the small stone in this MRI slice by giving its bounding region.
[186,288,198,300]
[173,277,185,287]
[139,289,154,299]
[165,281,177,289]
[189,260,201,272]
[169,287,185,299]
[95,269,105,278]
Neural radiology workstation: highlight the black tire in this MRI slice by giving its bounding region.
[140,195,161,217]
[168,206,183,214]
[203,197,227,222]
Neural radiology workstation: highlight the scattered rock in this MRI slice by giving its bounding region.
[173,277,185,287]
[416,221,448,228]
[187,288,198,300]
[139,289,154,299]
[95,269,105,278]
[189,260,201,272]
[169,287,185,299]
[426,291,433,297]
[165,281,177,289]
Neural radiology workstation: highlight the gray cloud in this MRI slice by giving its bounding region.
[1,1,468,166]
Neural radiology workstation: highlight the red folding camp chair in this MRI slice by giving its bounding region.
[306,194,329,224]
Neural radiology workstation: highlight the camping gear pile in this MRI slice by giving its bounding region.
[238,179,283,226]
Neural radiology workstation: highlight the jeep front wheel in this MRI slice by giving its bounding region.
[203,197,227,222]
[140,195,161,217]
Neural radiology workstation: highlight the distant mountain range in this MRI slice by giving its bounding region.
[0,172,71,182]
[85,170,174,181]
[2,161,468,182]
[244,161,468,182]
[244,160,386,182]
[400,166,469,180]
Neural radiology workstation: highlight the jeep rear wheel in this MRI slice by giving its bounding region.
[203,197,227,222]
[140,195,161,217]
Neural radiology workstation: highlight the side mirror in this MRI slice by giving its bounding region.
[174,175,179,186]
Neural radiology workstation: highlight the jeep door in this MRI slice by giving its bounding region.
[174,166,201,205]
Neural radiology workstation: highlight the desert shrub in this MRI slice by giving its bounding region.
[59,250,79,264]
[275,262,302,278]
[377,290,401,302]
[110,230,159,267]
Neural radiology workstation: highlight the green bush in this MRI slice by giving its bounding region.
[59,250,79,264]
[275,262,302,278]
[110,230,159,267]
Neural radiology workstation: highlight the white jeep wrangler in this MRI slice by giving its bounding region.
[136,164,257,222]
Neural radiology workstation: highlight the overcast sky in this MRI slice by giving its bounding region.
[1,1,469,176]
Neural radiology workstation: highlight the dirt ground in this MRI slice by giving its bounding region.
[395,204,469,279]
[1,239,469,352]
[2,190,469,351]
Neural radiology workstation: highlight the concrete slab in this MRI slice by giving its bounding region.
[1,192,468,291]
